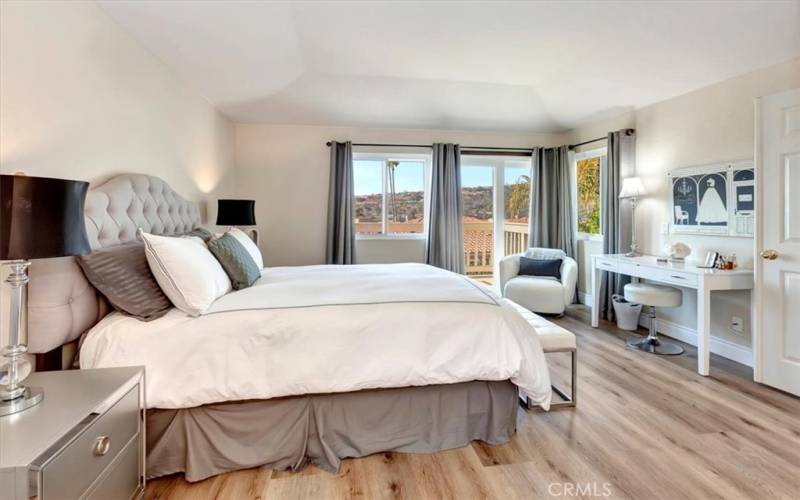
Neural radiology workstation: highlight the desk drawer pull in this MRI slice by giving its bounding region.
[93,436,111,456]
[670,275,687,280]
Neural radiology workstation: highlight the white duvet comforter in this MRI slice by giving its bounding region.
[81,264,552,409]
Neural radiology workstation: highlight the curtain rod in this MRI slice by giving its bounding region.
[324,141,533,152]
[325,128,635,152]
[568,128,635,150]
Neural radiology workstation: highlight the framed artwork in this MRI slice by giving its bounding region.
[668,161,753,237]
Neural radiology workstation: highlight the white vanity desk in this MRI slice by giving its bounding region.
[591,254,753,376]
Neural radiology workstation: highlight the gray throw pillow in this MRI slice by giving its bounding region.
[181,226,214,242]
[207,233,261,290]
[77,242,173,321]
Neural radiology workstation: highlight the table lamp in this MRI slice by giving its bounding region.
[216,199,258,244]
[619,176,645,257]
[0,174,90,416]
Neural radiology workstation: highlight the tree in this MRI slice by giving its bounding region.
[506,175,530,220]
[577,158,601,234]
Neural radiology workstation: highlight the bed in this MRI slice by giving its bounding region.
[26,173,551,482]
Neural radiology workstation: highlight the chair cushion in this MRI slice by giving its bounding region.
[624,283,682,308]
[506,299,577,351]
[504,276,565,314]
[524,247,566,260]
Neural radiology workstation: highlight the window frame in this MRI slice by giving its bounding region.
[573,147,606,242]
[352,152,431,240]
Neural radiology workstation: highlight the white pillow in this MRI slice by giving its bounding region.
[227,227,264,269]
[140,232,232,316]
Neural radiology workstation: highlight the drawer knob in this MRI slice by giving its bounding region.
[93,435,111,456]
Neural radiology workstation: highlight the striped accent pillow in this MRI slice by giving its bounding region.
[78,242,173,321]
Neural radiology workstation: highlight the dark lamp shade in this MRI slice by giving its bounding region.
[216,199,256,226]
[0,174,91,260]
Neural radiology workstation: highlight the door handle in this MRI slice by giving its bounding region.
[760,249,779,260]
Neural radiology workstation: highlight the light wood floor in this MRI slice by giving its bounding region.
[146,306,800,499]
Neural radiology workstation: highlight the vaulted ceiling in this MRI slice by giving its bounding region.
[98,0,800,132]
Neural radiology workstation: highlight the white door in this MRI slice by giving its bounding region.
[757,88,800,395]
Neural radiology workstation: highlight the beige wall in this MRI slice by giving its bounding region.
[0,0,236,350]
[0,0,236,220]
[567,57,800,353]
[235,124,563,266]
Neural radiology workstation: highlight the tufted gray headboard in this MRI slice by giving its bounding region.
[27,174,201,355]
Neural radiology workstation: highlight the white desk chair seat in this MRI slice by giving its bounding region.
[624,283,682,308]
[624,282,684,355]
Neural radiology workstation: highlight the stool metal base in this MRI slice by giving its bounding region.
[626,335,684,355]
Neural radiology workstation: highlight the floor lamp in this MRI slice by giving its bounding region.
[619,177,645,257]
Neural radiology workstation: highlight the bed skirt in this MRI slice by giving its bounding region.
[146,380,519,482]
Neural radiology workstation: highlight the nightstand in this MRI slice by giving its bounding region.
[0,366,145,500]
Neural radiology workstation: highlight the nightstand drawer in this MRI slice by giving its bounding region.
[85,436,142,500]
[33,385,139,499]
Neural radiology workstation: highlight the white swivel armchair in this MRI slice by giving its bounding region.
[498,248,578,315]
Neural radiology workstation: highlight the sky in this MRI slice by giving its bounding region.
[354,160,531,194]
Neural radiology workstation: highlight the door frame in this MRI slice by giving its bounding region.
[753,97,764,383]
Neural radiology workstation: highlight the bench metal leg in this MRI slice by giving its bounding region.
[522,349,577,410]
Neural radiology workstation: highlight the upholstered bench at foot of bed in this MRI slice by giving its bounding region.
[507,301,577,409]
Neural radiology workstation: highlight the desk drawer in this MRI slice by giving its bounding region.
[596,259,618,272]
[660,271,697,287]
[34,385,139,499]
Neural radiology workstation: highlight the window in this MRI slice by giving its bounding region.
[353,155,427,236]
[574,148,606,239]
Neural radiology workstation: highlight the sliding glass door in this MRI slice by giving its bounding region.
[503,162,532,256]
[461,156,531,285]
[461,165,495,283]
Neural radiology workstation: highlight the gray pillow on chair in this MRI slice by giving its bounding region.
[207,233,261,290]
[77,242,173,321]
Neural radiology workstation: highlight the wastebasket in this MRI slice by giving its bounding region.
[612,294,642,330]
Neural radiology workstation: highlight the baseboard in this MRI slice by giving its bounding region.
[578,292,592,306]
[638,315,753,367]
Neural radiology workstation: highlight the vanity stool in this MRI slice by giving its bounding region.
[624,282,684,355]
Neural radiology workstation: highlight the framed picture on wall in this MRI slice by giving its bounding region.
[730,162,755,236]
[668,160,753,237]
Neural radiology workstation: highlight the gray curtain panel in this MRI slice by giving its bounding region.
[325,141,356,264]
[529,145,576,260]
[426,143,465,273]
[599,129,636,320]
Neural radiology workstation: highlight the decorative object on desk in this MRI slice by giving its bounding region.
[663,241,691,262]
[618,176,645,256]
[668,161,753,237]
[0,174,91,415]
[696,251,720,269]
[216,199,258,244]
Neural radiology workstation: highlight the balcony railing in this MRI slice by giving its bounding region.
[353,221,529,278]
